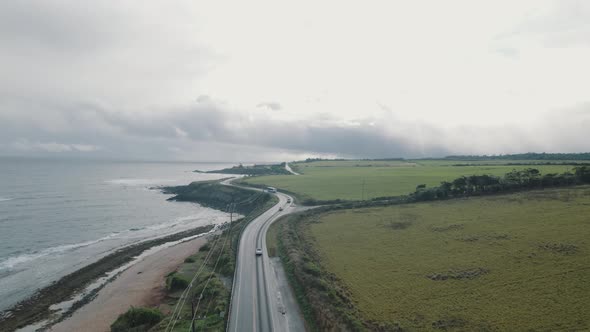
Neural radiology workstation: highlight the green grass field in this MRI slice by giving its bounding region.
[308,186,590,331]
[244,160,574,201]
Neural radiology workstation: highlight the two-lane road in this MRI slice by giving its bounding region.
[226,180,304,332]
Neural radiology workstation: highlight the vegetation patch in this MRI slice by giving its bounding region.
[111,307,164,332]
[458,233,510,242]
[183,257,196,263]
[166,273,190,291]
[199,242,211,252]
[389,221,412,230]
[431,317,467,330]
[426,268,489,281]
[539,242,578,255]
[430,224,463,232]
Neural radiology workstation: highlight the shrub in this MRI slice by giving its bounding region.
[199,242,211,252]
[111,307,164,332]
[166,273,190,291]
[303,262,321,277]
[184,256,196,263]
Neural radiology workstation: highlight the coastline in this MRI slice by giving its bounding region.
[2,176,269,332]
[50,235,210,332]
[0,225,216,332]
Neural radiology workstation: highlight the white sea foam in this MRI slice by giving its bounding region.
[0,197,13,202]
[0,211,232,271]
[0,234,118,271]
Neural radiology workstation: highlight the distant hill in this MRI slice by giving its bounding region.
[163,180,272,214]
[195,163,292,176]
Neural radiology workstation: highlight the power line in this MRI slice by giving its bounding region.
[167,229,224,331]
[188,203,235,331]
[189,230,230,331]
[165,229,222,331]
[168,210,229,331]
[164,233,216,331]
[165,203,231,332]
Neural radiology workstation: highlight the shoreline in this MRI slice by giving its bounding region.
[50,235,210,332]
[0,224,216,332]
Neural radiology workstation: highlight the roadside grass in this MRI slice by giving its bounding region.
[243,160,574,202]
[151,237,230,332]
[306,186,590,331]
[266,220,280,257]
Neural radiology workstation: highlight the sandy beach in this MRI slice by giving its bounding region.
[50,236,209,332]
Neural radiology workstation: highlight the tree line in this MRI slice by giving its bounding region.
[444,152,590,161]
[413,166,590,201]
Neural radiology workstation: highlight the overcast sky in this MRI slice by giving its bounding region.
[1,0,589,161]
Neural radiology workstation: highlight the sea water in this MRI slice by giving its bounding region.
[0,157,235,311]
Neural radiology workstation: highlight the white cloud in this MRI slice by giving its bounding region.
[174,127,188,138]
[70,144,102,152]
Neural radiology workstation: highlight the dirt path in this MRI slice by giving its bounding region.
[50,236,208,332]
[285,162,300,175]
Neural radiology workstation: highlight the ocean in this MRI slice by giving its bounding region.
[0,157,235,311]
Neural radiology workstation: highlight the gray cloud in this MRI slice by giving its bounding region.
[1,94,589,161]
[0,93,448,159]
[97,101,451,158]
[3,140,101,153]
[0,1,215,111]
[0,2,108,51]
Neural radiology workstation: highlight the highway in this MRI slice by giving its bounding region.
[226,179,305,332]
